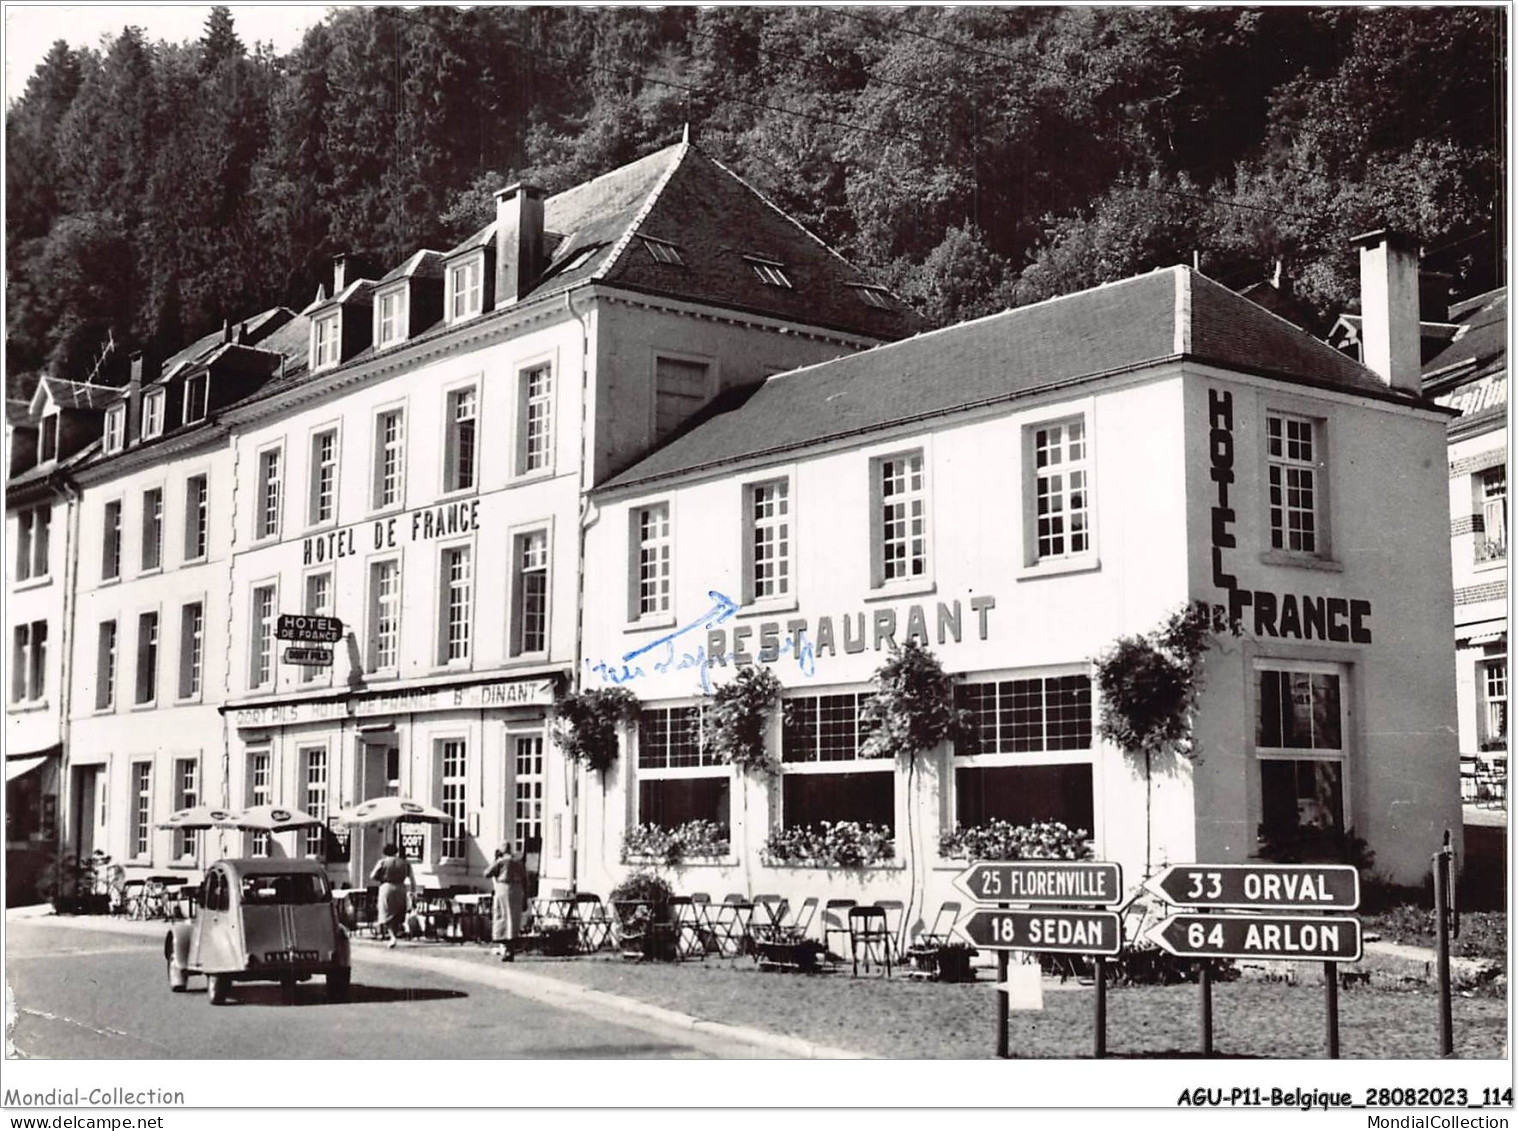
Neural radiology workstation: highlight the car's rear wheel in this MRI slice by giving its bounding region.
[208,973,230,1005]
[326,967,350,1003]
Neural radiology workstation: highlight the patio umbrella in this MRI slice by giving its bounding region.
[333,796,451,825]
[155,805,240,831]
[229,804,326,833]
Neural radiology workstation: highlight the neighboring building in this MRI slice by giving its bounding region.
[200,139,918,890]
[1425,288,1507,792]
[568,232,1459,916]
[5,377,111,902]
[65,314,306,880]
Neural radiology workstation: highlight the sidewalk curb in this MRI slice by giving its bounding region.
[7,910,872,1059]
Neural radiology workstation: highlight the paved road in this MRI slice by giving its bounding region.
[6,920,766,1059]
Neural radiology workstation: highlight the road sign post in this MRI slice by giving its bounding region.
[995,948,1009,1059]
[1144,863,1359,911]
[1093,956,1107,1059]
[1148,912,1362,962]
[1200,962,1213,1057]
[1324,961,1339,1059]
[960,908,1123,955]
[955,861,1123,906]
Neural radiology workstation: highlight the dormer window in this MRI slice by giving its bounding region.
[447,253,485,323]
[103,404,126,454]
[141,389,165,440]
[853,285,892,310]
[641,237,684,266]
[311,312,341,372]
[745,256,792,289]
[375,287,407,350]
[183,375,208,425]
[38,414,58,463]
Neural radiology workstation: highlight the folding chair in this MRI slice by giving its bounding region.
[575,893,613,951]
[122,879,147,920]
[875,898,906,962]
[849,905,892,977]
[749,894,788,945]
[670,896,707,960]
[712,894,753,957]
[779,896,818,942]
[821,898,856,960]
[917,900,962,948]
[688,892,720,954]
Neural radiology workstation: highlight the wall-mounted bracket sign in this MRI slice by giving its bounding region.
[953,861,1123,906]
[283,646,333,667]
[1147,913,1362,962]
[1143,863,1359,911]
[277,614,345,644]
[959,908,1123,955]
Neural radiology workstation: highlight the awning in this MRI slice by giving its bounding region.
[1466,631,1507,647]
[6,756,48,783]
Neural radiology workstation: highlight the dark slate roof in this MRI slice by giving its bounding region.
[7,399,33,428]
[1425,288,1506,383]
[33,376,116,413]
[378,249,445,284]
[603,265,1427,491]
[8,438,99,489]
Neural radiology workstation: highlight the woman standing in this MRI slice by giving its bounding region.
[370,842,414,948]
[484,844,528,961]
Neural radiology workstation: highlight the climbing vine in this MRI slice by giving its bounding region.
[859,640,972,763]
[705,665,782,776]
[553,686,640,775]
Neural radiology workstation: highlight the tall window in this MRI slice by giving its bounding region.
[104,404,125,454]
[637,706,730,834]
[256,449,282,540]
[1256,662,1346,843]
[15,505,49,581]
[1482,660,1508,748]
[373,409,405,509]
[95,620,117,710]
[746,479,791,602]
[876,451,927,584]
[1266,412,1319,554]
[376,288,406,349]
[438,739,467,859]
[10,621,46,703]
[302,572,333,684]
[519,364,553,473]
[174,759,197,861]
[132,763,152,859]
[448,256,483,322]
[632,504,672,619]
[1033,419,1091,560]
[303,747,328,858]
[184,475,208,561]
[135,611,159,705]
[1478,466,1507,563]
[439,546,472,663]
[178,602,204,700]
[141,488,164,571]
[780,692,891,832]
[141,389,164,440]
[102,500,122,580]
[183,374,208,424]
[309,429,338,525]
[250,584,275,688]
[512,735,544,851]
[511,530,549,655]
[38,413,58,462]
[444,387,477,492]
[368,560,400,671]
[311,312,340,371]
[954,674,1095,834]
[249,750,271,856]
[654,356,709,445]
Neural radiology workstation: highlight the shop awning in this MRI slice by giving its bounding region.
[1466,631,1507,647]
[6,755,49,782]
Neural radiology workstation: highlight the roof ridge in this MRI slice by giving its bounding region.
[590,140,691,284]
[1173,265,1192,355]
[702,149,861,275]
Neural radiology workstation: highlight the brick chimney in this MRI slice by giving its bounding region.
[495,182,546,308]
[332,253,349,294]
[125,350,146,446]
[1350,229,1422,396]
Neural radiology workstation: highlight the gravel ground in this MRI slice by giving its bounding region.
[428,945,1508,1059]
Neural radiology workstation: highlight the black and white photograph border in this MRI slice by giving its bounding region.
[1,0,1511,1121]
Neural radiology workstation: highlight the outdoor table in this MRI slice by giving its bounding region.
[452,892,491,942]
[531,894,579,933]
[711,900,753,957]
[748,895,789,947]
[412,890,454,939]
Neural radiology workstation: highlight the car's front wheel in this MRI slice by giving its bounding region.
[208,973,230,1005]
[326,967,350,1003]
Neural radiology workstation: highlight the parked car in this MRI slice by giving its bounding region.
[165,858,350,1005]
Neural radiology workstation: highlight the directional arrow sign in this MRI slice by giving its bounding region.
[953,860,1123,906]
[1147,913,1362,963]
[1144,863,1359,911]
[959,908,1123,955]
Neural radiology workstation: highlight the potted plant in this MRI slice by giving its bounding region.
[40,850,111,915]
[609,871,677,961]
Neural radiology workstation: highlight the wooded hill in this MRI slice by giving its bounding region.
[5,5,1505,386]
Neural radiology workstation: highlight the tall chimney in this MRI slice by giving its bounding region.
[126,350,145,446]
[332,253,349,294]
[1351,229,1422,396]
[495,182,546,308]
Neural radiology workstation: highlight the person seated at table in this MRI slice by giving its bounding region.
[370,843,415,949]
[484,844,528,961]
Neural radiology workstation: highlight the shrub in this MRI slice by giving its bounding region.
[620,820,730,865]
[1257,823,1374,872]
[706,666,781,776]
[939,819,1093,861]
[609,870,675,922]
[554,686,639,774]
[860,641,972,763]
[762,821,896,867]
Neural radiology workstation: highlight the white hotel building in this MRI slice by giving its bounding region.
[567,231,1460,912]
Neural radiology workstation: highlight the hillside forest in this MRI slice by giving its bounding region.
[4,5,1505,386]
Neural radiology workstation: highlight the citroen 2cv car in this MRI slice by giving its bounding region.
[165,858,350,1005]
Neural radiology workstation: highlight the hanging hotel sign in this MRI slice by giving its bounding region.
[953,861,1123,906]
[277,615,345,643]
[283,646,334,667]
[1206,386,1373,643]
[301,498,481,566]
[229,677,555,728]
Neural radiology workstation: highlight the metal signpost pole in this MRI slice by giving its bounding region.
[996,948,1010,1059]
[1199,963,1213,1056]
[1434,837,1454,1056]
[1324,961,1340,1058]
[1093,956,1107,1059]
